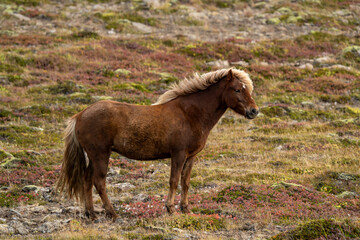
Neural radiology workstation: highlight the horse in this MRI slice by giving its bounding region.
[56,68,259,221]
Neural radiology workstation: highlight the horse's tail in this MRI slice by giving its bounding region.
[56,115,86,202]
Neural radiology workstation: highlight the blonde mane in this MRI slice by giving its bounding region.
[153,68,253,105]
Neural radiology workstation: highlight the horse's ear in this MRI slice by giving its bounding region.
[226,69,234,82]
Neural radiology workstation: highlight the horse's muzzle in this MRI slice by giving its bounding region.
[245,108,259,119]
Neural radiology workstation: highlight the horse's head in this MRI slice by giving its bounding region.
[223,69,259,119]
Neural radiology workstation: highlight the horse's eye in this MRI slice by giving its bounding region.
[235,89,241,93]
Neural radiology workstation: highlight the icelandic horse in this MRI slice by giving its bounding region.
[57,68,259,221]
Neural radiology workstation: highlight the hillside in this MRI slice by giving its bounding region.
[0,0,360,239]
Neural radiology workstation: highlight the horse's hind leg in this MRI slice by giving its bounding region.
[180,156,196,214]
[92,153,118,221]
[84,165,96,220]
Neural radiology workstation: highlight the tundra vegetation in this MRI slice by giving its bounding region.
[0,0,359,239]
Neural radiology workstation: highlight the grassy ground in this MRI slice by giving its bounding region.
[0,0,360,239]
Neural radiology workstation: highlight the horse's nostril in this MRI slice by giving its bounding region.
[251,108,258,115]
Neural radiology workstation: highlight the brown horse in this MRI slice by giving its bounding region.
[57,68,258,221]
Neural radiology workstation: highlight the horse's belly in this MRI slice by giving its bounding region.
[112,138,169,160]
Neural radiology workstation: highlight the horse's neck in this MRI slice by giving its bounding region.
[178,80,227,133]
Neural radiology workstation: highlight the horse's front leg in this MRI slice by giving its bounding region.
[180,156,196,213]
[166,151,187,214]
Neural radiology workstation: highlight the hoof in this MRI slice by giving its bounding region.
[111,214,119,222]
[105,211,119,222]
[165,204,175,215]
[180,205,191,214]
[85,210,97,221]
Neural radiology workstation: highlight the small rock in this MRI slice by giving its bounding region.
[62,206,81,214]
[142,0,166,8]
[92,96,113,101]
[40,187,55,202]
[271,182,312,192]
[240,222,256,231]
[299,63,313,70]
[38,221,61,233]
[9,13,31,21]
[49,207,62,214]
[113,183,135,191]
[41,215,58,223]
[301,101,314,108]
[329,64,354,72]
[334,9,352,16]
[0,224,10,234]
[132,22,153,34]
[132,193,150,202]
[337,191,358,199]
[30,206,47,213]
[337,172,357,181]
[275,145,283,151]
[108,28,116,35]
[114,69,131,75]
[231,60,249,67]
[206,60,229,69]
[8,221,28,235]
[22,185,40,193]
[7,209,23,218]
[254,2,266,9]
[30,127,44,132]
[313,56,336,66]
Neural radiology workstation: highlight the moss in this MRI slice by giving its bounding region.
[271,219,360,240]
[1,0,47,6]
[96,11,158,28]
[0,108,13,118]
[0,62,23,73]
[296,31,349,44]
[201,0,242,8]
[6,54,32,67]
[162,39,174,47]
[313,171,360,195]
[168,214,225,231]
[177,17,204,26]
[7,74,29,87]
[69,92,92,104]
[342,45,360,62]
[0,125,46,147]
[345,106,360,116]
[266,18,281,25]
[0,149,14,162]
[261,106,289,118]
[319,95,351,104]
[47,81,79,95]
[191,207,217,215]
[276,7,293,15]
[113,82,150,93]
[70,30,100,40]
